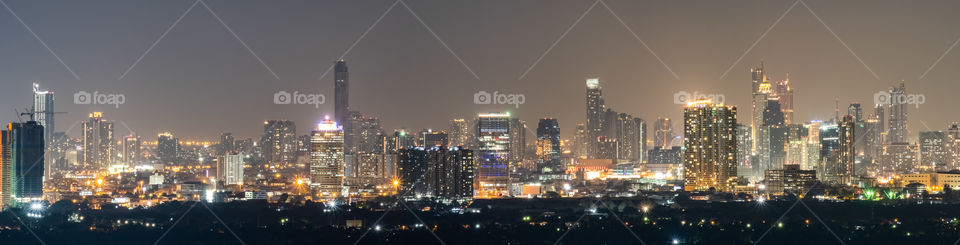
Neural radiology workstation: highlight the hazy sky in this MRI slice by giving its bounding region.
[1,0,959,141]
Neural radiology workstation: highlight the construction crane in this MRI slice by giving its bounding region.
[16,108,66,123]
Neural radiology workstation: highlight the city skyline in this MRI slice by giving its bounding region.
[0,0,958,141]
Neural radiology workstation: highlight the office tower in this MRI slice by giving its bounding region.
[863,116,883,158]
[335,59,349,124]
[775,75,794,124]
[887,82,908,144]
[262,120,297,163]
[122,135,141,166]
[80,112,114,170]
[536,118,561,175]
[344,110,364,154]
[357,116,384,154]
[508,118,527,165]
[848,103,863,122]
[839,115,856,181]
[919,131,947,172]
[882,143,918,174]
[763,164,816,196]
[948,123,960,171]
[418,129,449,148]
[217,152,244,186]
[573,123,587,159]
[476,113,510,198]
[157,132,178,164]
[31,83,54,148]
[447,147,475,198]
[682,101,737,192]
[1,121,44,206]
[735,124,755,180]
[654,117,674,148]
[610,113,643,161]
[874,104,886,141]
[803,121,822,171]
[585,78,604,158]
[635,118,647,161]
[818,121,841,182]
[219,133,235,155]
[310,119,345,198]
[751,63,770,155]
[449,119,471,147]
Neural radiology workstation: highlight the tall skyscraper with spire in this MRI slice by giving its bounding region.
[334,59,349,125]
[750,63,770,155]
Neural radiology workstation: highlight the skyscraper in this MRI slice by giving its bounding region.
[217,152,244,186]
[775,75,794,124]
[654,117,674,148]
[418,129,449,148]
[887,82,908,144]
[310,119,345,199]
[157,132,178,164]
[839,115,856,181]
[585,78,603,158]
[81,112,114,170]
[449,119,471,147]
[476,113,510,198]
[335,59,349,125]
[31,83,54,148]
[219,132,235,155]
[751,63,770,155]
[508,117,526,166]
[1,121,44,206]
[919,131,947,172]
[122,135,141,166]
[262,120,297,163]
[682,100,737,192]
[948,123,960,171]
[536,118,561,175]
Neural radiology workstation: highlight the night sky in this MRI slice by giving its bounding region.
[1,0,958,141]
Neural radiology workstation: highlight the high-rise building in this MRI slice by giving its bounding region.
[682,101,737,192]
[775,75,794,124]
[882,143,918,174]
[157,132,178,164]
[585,78,604,158]
[219,133,235,155]
[887,82,908,144]
[418,129,449,148]
[396,146,474,199]
[217,152,244,186]
[536,118,562,175]
[919,131,947,172]
[735,124,756,180]
[948,123,960,171]
[397,147,427,196]
[848,103,863,123]
[839,115,856,181]
[80,112,114,170]
[751,63,771,155]
[476,113,510,198]
[335,59,349,125]
[508,118,527,166]
[654,117,674,148]
[449,119,471,147]
[447,147,475,198]
[573,123,587,159]
[357,116,384,154]
[310,119,345,199]
[31,83,54,148]
[262,120,297,163]
[1,121,44,206]
[648,146,682,164]
[122,135,141,166]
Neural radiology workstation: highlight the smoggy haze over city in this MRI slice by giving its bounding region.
[1,0,959,140]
